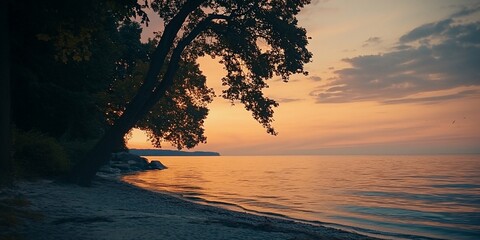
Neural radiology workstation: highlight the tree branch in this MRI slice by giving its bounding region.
[138,14,227,118]
[111,0,206,133]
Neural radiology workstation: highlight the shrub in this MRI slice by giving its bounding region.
[13,130,70,177]
[60,139,98,166]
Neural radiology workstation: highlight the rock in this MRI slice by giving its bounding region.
[99,152,166,174]
[131,159,149,169]
[110,163,131,171]
[99,166,122,174]
[112,152,147,162]
[111,152,149,170]
[149,160,167,170]
[99,165,110,173]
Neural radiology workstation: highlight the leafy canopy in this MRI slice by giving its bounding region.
[105,36,215,149]
[10,0,145,141]
[15,0,312,151]
[134,0,312,147]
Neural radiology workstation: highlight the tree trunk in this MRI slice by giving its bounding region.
[69,0,206,186]
[68,124,125,186]
[68,57,170,186]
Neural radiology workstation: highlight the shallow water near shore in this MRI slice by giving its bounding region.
[123,155,480,240]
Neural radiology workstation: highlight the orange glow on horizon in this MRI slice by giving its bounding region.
[128,1,480,155]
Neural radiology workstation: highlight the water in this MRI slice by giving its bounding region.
[122,155,480,240]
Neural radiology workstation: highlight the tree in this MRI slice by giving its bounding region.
[69,0,313,186]
[8,0,148,178]
[100,23,214,151]
[9,0,146,141]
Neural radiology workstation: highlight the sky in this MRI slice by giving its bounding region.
[127,0,480,155]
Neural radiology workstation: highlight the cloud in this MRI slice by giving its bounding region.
[449,4,480,18]
[399,4,479,43]
[381,90,478,105]
[312,7,480,104]
[362,36,382,47]
[308,75,322,81]
[276,98,303,103]
[399,19,453,43]
[342,49,357,52]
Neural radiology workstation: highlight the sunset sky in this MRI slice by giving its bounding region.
[128,0,480,155]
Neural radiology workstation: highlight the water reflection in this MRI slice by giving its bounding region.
[123,155,480,240]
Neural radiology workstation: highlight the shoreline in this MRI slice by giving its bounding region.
[123,177,385,239]
[7,176,379,240]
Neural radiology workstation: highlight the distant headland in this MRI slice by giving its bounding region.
[129,149,220,156]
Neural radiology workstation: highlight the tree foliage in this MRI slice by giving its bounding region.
[100,0,312,150]
[8,0,149,177]
[104,41,215,149]
[9,0,144,140]
[9,0,312,185]
[101,22,215,150]
[147,0,313,135]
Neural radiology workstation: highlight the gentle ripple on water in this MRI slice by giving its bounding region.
[122,155,480,240]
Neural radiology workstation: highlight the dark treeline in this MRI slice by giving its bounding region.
[129,149,220,156]
[3,0,153,184]
[3,0,312,186]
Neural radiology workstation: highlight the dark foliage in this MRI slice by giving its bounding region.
[8,0,312,185]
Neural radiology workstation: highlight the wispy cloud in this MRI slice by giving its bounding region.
[308,75,322,81]
[276,98,303,103]
[399,19,453,43]
[449,4,480,18]
[381,90,478,105]
[311,6,480,104]
[362,36,382,47]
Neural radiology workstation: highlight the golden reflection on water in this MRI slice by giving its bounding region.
[123,155,480,239]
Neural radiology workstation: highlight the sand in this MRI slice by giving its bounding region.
[6,177,378,240]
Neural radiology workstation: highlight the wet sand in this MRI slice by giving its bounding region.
[10,177,378,240]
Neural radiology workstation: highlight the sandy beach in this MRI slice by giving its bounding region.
[3,176,377,240]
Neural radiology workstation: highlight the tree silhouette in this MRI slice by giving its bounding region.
[10,0,146,141]
[8,0,148,178]
[68,0,313,186]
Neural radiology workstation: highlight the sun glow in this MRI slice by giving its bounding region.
[128,0,480,155]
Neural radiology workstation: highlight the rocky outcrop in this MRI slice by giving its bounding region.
[149,160,167,170]
[97,152,167,176]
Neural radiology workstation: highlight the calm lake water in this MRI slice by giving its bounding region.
[122,155,480,240]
